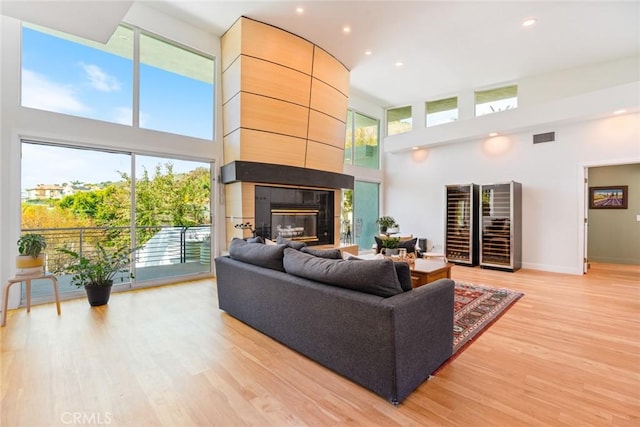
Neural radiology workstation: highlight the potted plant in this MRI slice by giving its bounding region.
[16,233,47,276]
[376,216,397,234]
[56,242,138,306]
[380,236,401,256]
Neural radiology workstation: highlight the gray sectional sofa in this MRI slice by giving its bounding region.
[214,238,455,404]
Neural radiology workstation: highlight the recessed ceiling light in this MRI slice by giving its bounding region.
[365,50,372,56]
[522,18,537,27]
[613,109,627,115]
[343,26,351,34]
[489,132,499,137]
[395,61,404,67]
[412,146,419,150]
[295,7,304,14]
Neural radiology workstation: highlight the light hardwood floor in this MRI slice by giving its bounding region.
[1,263,638,426]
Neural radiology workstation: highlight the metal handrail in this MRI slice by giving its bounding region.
[21,225,211,270]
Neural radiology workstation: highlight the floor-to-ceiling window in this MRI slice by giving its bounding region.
[342,109,381,251]
[20,142,213,302]
[18,21,216,303]
[344,111,380,169]
[352,181,380,251]
[134,155,212,283]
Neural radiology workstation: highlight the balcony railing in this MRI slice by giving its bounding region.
[19,225,212,301]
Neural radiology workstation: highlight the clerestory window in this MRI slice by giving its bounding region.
[386,106,412,136]
[426,97,458,127]
[475,85,518,117]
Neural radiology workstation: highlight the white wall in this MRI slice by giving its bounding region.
[384,112,640,274]
[0,3,224,309]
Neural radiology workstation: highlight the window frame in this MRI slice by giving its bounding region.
[425,96,458,127]
[386,105,413,136]
[474,85,518,117]
[344,109,381,170]
[20,22,216,141]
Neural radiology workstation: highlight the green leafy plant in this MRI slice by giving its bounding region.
[56,242,138,287]
[376,215,397,231]
[381,236,400,249]
[17,233,47,258]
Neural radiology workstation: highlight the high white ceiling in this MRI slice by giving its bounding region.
[146,0,640,107]
[2,1,638,108]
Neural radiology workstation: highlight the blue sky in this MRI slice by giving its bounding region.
[21,143,210,194]
[20,25,214,192]
[21,26,214,139]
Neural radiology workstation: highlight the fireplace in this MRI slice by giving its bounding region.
[255,186,334,246]
[271,205,319,243]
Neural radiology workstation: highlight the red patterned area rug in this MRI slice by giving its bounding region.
[452,281,524,354]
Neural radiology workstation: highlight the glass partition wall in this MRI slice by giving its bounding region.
[20,142,213,302]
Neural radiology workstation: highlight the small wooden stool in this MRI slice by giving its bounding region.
[2,273,61,327]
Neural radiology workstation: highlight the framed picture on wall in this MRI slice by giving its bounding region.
[589,185,628,209]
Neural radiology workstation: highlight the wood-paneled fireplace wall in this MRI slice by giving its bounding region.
[221,17,351,246]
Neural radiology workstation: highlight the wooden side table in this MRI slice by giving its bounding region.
[410,259,453,288]
[2,273,61,327]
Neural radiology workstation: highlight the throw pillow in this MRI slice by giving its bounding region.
[348,255,413,292]
[282,248,404,298]
[229,237,286,272]
[398,237,418,254]
[300,246,342,259]
[374,236,384,254]
[393,262,414,292]
[276,236,307,250]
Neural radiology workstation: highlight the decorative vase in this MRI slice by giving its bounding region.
[15,254,45,276]
[84,282,113,306]
[384,248,399,256]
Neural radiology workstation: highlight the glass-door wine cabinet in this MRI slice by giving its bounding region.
[480,181,522,271]
[445,184,479,266]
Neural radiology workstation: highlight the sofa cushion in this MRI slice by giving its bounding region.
[283,248,404,297]
[394,262,414,292]
[229,238,286,272]
[348,255,413,292]
[300,246,342,259]
[276,236,307,250]
[245,236,264,244]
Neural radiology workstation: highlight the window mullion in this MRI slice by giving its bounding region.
[132,27,140,129]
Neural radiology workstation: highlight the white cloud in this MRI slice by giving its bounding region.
[139,111,150,128]
[81,63,121,92]
[21,69,88,113]
[113,107,133,125]
[112,107,150,127]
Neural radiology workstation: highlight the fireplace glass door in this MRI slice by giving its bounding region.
[271,208,319,243]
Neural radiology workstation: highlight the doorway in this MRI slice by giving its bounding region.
[581,160,640,273]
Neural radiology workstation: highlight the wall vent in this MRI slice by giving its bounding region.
[533,132,555,144]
